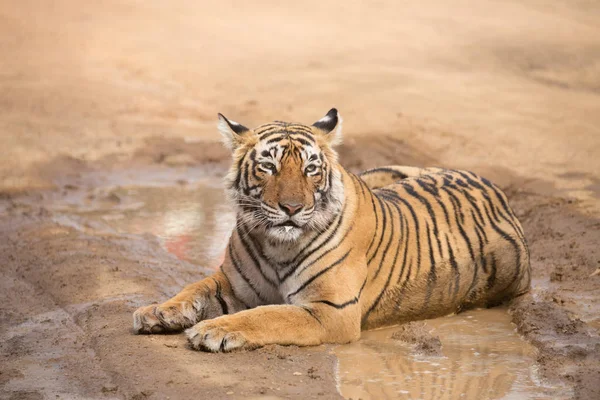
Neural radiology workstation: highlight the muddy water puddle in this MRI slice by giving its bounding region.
[37,170,235,267]
[336,308,568,399]
[29,170,568,399]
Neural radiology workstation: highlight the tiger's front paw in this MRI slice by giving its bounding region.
[133,302,196,334]
[185,318,251,352]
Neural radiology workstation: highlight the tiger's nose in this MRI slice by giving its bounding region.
[279,202,303,216]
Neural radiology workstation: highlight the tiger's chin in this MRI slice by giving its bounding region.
[266,225,304,242]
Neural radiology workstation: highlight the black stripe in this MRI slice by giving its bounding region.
[365,189,380,256]
[470,213,488,273]
[354,174,369,200]
[300,306,323,326]
[487,253,497,290]
[480,176,527,243]
[465,197,488,240]
[446,178,487,228]
[422,221,437,308]
[255,123,284,133]
[285,124,315,133]
[465,252,480,301]
[241,161,251,194]
[219,266,250,309]
[228,243,268,303]
[398,257,413,290]
[232,152,247,189]
[393,195,422,276]
[443,182,487,231]
[445,235,461,299]
[376,191,399,203]
[245,224,267,256]
[472,180,526,274]
[375,188,403,201]
[360,167,409,180]
[257,128,286,140]
[309,276,366,310]
[350,174,366,201]
[312,297,358,309]
[289,136,313,147]
[249,149,263,183]
[402,182,445,259]
[287,130,316,142]
[417,179,451,226]
[326,165,333,195]
[396,213,411,285]
[237,225,278,287]
[292,223,353,278]
[287,250,351,300]
[458,171,506,226]
[372,201,395,279]
[442,185,476,263]
[358,276,368,295]
[266,135,287,145]
[212,278,229,315]
[367,196,388,265]
[482,203,521,284]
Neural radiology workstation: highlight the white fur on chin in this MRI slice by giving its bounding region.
[266,226,304,242]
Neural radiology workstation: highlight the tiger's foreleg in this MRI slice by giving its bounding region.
[185,302,361,352]
[185,259,365,352]
[133,271,244,334]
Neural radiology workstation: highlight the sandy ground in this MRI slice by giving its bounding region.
[1,0,600,399]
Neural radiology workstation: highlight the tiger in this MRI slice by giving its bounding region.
[133,108,531,352]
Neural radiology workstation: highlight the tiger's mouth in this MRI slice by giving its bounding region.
[276,221,299,228]
[265,219,305,241]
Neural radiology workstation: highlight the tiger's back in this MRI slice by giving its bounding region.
[358,166,530,329]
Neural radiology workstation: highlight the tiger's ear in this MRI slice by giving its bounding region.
[312,108,343,146]
[218,113,250,151]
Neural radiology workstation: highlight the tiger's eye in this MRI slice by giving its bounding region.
[261,162,277,173]
[305,165,317,174]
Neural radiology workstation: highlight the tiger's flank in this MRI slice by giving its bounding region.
[133,109,531,352]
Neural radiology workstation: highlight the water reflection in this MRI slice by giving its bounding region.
[95,184,235,267]
[336,308,567,400]
[47,177,236,268]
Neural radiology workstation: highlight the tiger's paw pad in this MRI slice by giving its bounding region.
[133,303,194,334]
[186,321,248,352]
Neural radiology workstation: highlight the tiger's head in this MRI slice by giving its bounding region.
[218,109,345,243]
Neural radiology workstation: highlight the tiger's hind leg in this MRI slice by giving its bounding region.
[133,271,245,333]
[461,236,531,310]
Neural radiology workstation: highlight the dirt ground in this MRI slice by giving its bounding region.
[1,0,599,399]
